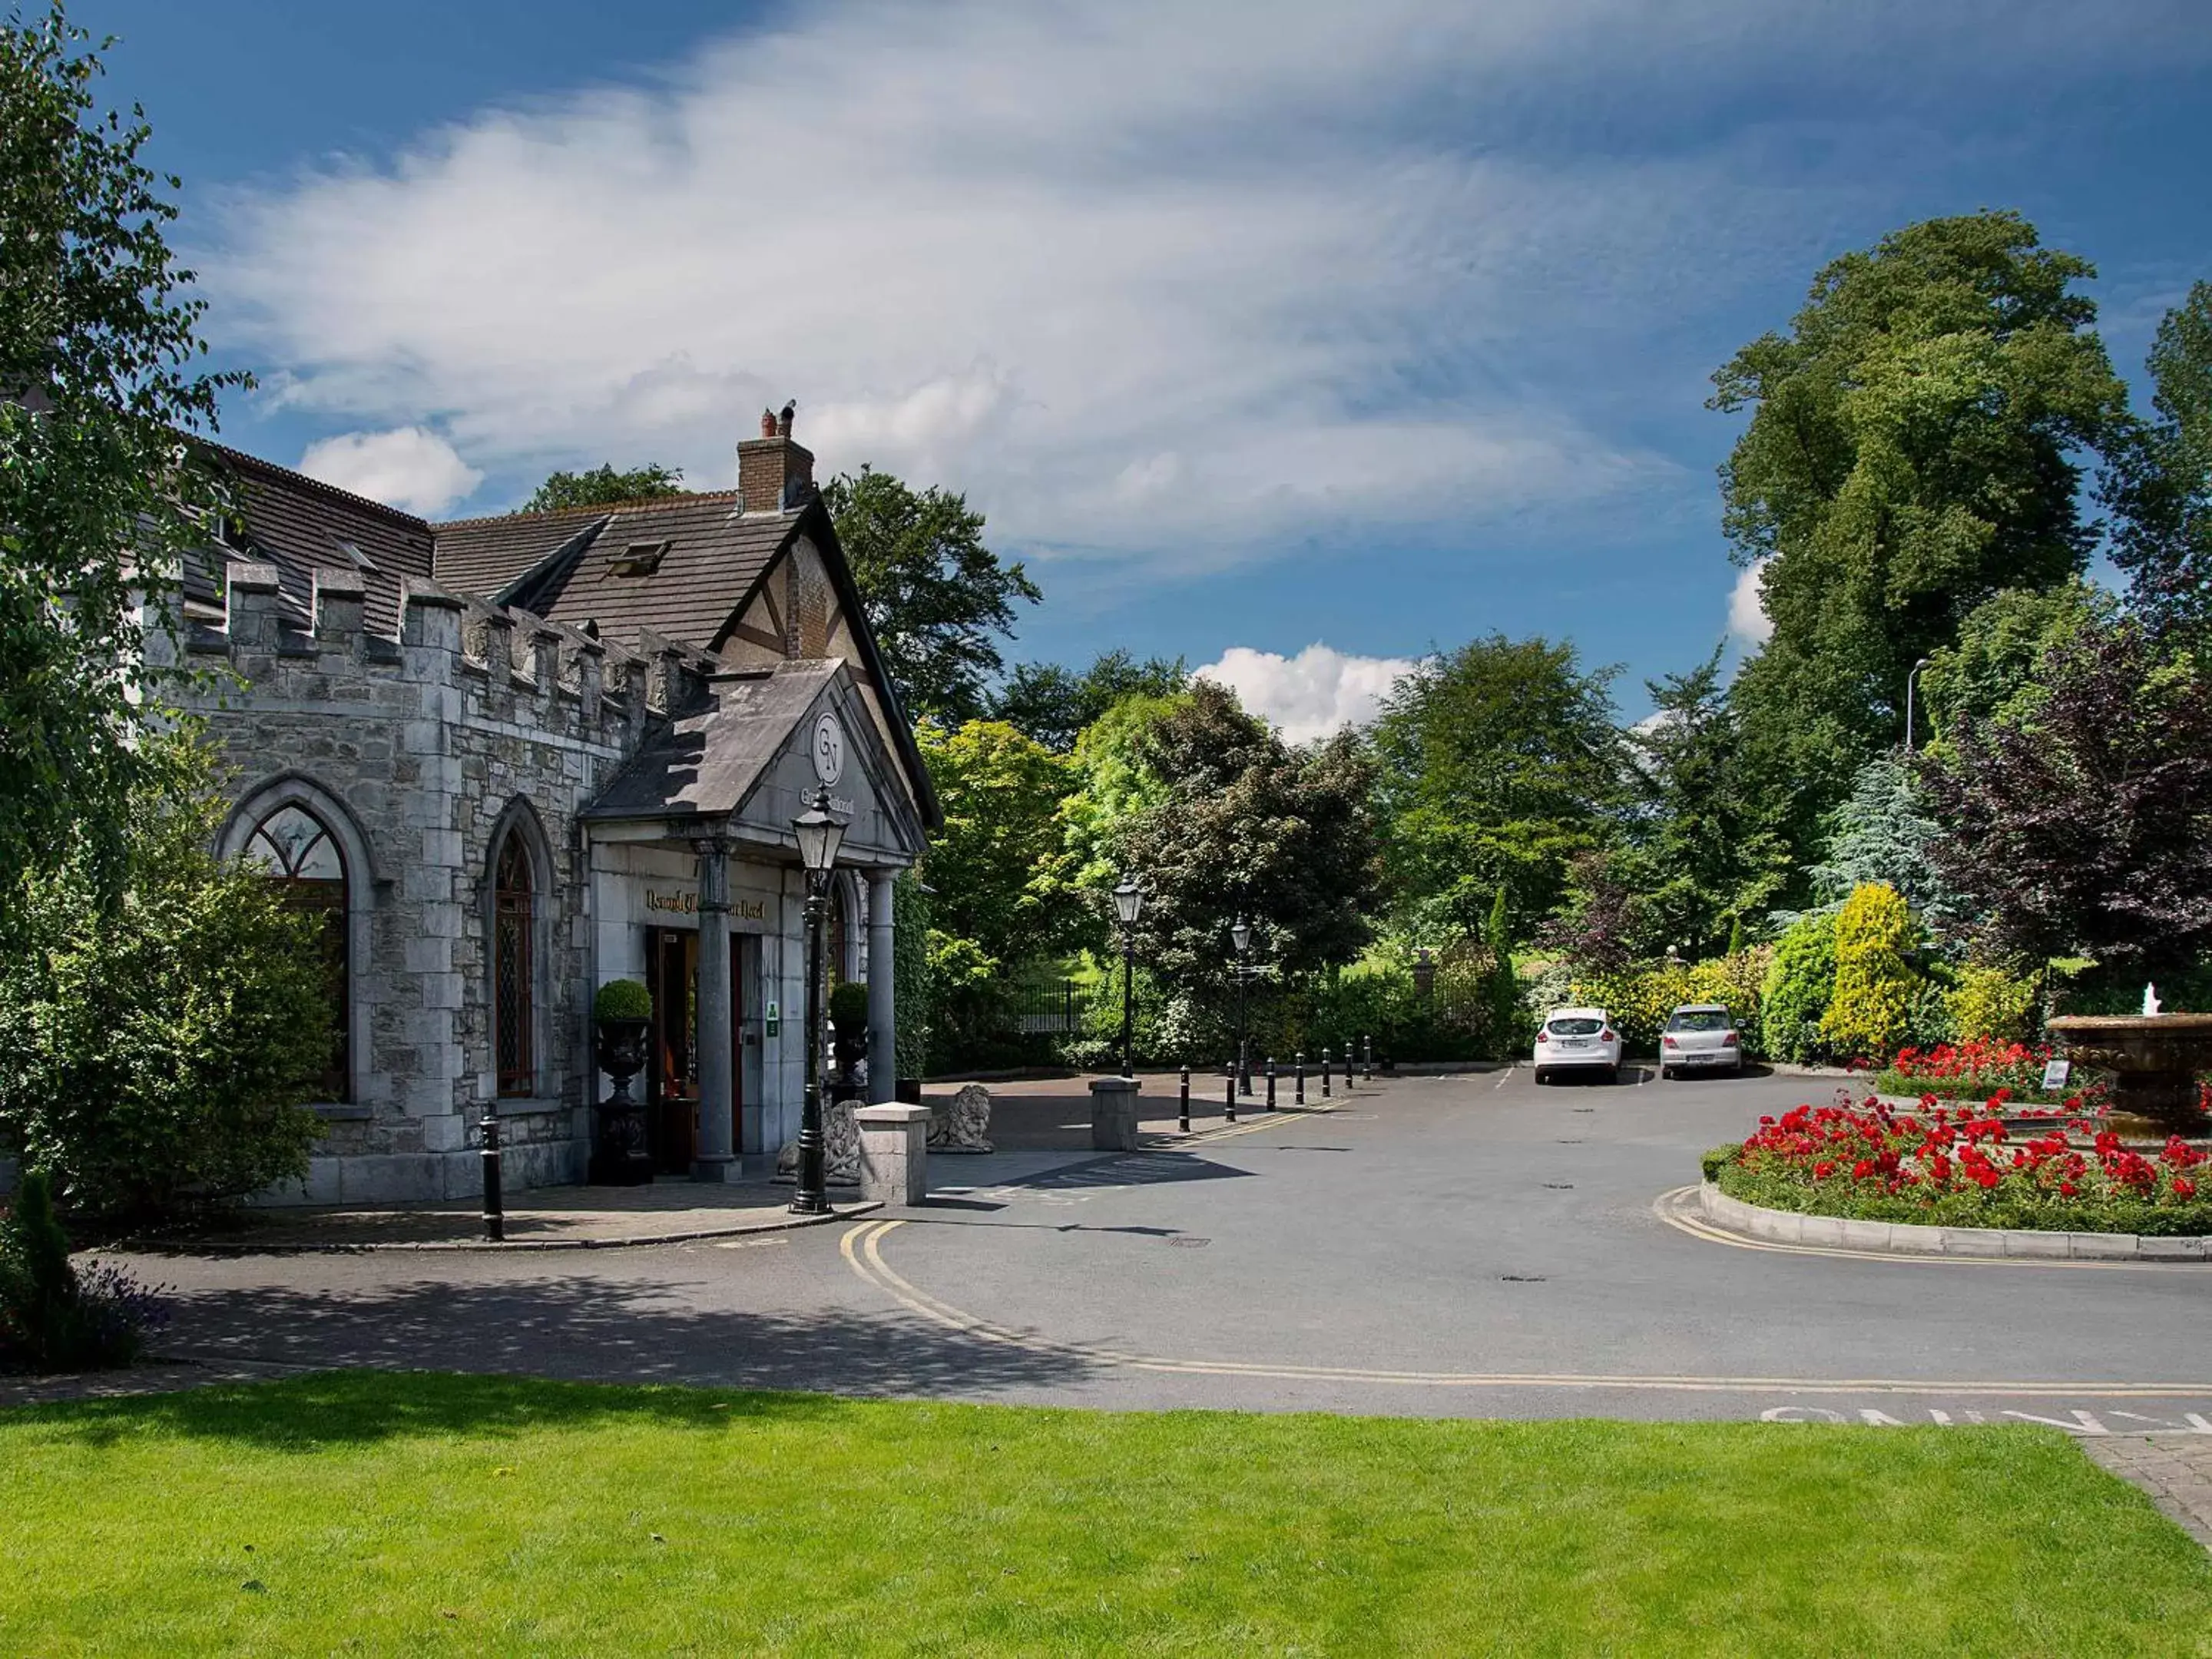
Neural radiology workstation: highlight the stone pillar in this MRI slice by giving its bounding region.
[867,869,897,1104]
[1089,1076,1141,1151]
[854,1104,930,1205]
[693,836,737,1181]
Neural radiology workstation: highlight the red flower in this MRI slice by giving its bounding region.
[2175,1177,2198,1200]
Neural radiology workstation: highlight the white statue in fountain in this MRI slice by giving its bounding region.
[2144,983,2164,1017]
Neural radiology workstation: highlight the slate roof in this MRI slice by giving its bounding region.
[198,445,435,637]
[431,492,799,646]
[584,659,843,823]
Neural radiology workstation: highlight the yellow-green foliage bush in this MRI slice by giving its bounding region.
[1819,882,1919,1061]
[1571,948,1770,1054]
[1946,962,2041,1044]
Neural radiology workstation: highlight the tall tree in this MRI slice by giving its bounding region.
[1918,579,2113,742]
[1104,681,1379,1010]
[1370,634,1624,932]
[823,465,1040,723]
[1921,620,2212,976]
[992,650,1190,750]
[911,718,1088,971]
[0,8,245,939]
[2102,280,2212,635]
[518,462,684,514]
[1714,211,2129,863]
[1626,647,1791,955]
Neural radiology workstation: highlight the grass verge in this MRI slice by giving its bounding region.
[2,1371,2207,1656]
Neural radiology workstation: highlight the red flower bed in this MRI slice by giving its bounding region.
[1710,1091,2212,1235]
[1875,1038,2109,1108]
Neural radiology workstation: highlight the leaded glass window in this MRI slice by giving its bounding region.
[495,836,535,1097]
[244,804,348,1101]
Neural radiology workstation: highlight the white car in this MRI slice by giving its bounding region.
[1657,1004,1743,1078]
[1533,1007,1621,1084]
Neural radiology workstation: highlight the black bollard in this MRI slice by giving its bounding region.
[1322,1047,1333,1098]
[480,1105,505,1243]
[1179,1065,1190,1134]
[1224,1065,1237,1124]
[1363,1034,1375,1081]
[1266,1057,1277,1111]
[1294,1051,1306,1105]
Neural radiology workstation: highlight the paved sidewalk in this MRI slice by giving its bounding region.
[2085,1437,2212,1550]
[114,1179,877,1253]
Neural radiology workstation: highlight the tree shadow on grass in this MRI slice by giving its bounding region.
[18,1274,1104,1448]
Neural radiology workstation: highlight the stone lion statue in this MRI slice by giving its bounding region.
[774,1098,861,1186]
[928,1083,994,1153]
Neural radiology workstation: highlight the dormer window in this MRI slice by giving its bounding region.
[606,540,669,578]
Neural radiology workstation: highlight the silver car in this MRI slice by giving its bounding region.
[1657,1004,1742,1079]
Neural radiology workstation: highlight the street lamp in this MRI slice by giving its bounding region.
[789,785,847,1216]
[1230,916,1253,1095]
[1113,876,1145,1080]
[1904,656,1934,751]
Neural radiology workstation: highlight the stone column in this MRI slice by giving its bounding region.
[1089,1076,1141,1151]
[693,836,736,1181]
[867,869,897,1104]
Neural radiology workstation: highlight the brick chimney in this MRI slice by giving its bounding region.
[736,400,814,512]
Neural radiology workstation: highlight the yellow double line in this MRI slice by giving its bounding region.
[837,1217,2212,1399]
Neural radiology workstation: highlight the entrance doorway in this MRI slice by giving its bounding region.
[644,928,743,1174]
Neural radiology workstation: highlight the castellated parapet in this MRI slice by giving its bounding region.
[165,560,713,1205]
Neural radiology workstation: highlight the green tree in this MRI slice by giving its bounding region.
[1626,647,1791,956]
[823,465,1041,723]
[912,719,1088,970]
[0,734,329,1221]
[991,650,1189,751]
[1919,579,2113,741]
[1,9,246,945]
[518,462,684,513]
[2102,280,2212,635]
[1803,756,1969,948]
[1714,211,2129,863]
[1102,682,1379,1025]
[1371,634,1624,932]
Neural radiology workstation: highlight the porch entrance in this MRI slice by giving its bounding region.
[644,927,744,1175]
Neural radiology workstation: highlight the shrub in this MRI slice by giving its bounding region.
[1761,912,1838,1064]
[0,1171,163,1373]
[1571,949,1770,1055]
[0,737,328,1223]
[1820,884,1919,1061]
[1948,962,2043,1044]
[1701,1143,1743,1183]
[593,979,653,1022]
[1712,1094,2212,1235]
[829,980,870,1035]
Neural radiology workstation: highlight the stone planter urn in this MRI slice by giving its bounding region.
[589,979,657,1184]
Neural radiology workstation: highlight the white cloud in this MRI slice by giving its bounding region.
[1197,644,1419,743]
[1727,559,1773,645]
[296,427,484,518]
[204,0,2205,583]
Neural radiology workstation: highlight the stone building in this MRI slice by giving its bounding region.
[166,407,939,1204]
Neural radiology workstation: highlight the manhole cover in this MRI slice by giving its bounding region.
[1555,1138,1584,1144]
[1542,1183,1574,1190]
[1572,1108,1594,1114]
[1167,1236,1211,1248]
[1500,1274,1547,1283]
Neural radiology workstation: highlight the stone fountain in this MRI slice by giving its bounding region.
[2047,985,2212,1137]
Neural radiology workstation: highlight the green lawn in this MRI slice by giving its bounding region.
[2,1373,2207,1656]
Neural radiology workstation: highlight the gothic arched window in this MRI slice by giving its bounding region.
[495,834,536,1096]
[245,803,349,1101]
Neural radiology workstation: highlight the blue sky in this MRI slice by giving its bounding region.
[83,0,2212,733]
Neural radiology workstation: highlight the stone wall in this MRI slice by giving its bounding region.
[178,562,686,1204]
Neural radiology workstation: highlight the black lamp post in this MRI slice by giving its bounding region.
[1230,915,1253,1095]
[1113,876,1145,1080]
[789,785,848,1216]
